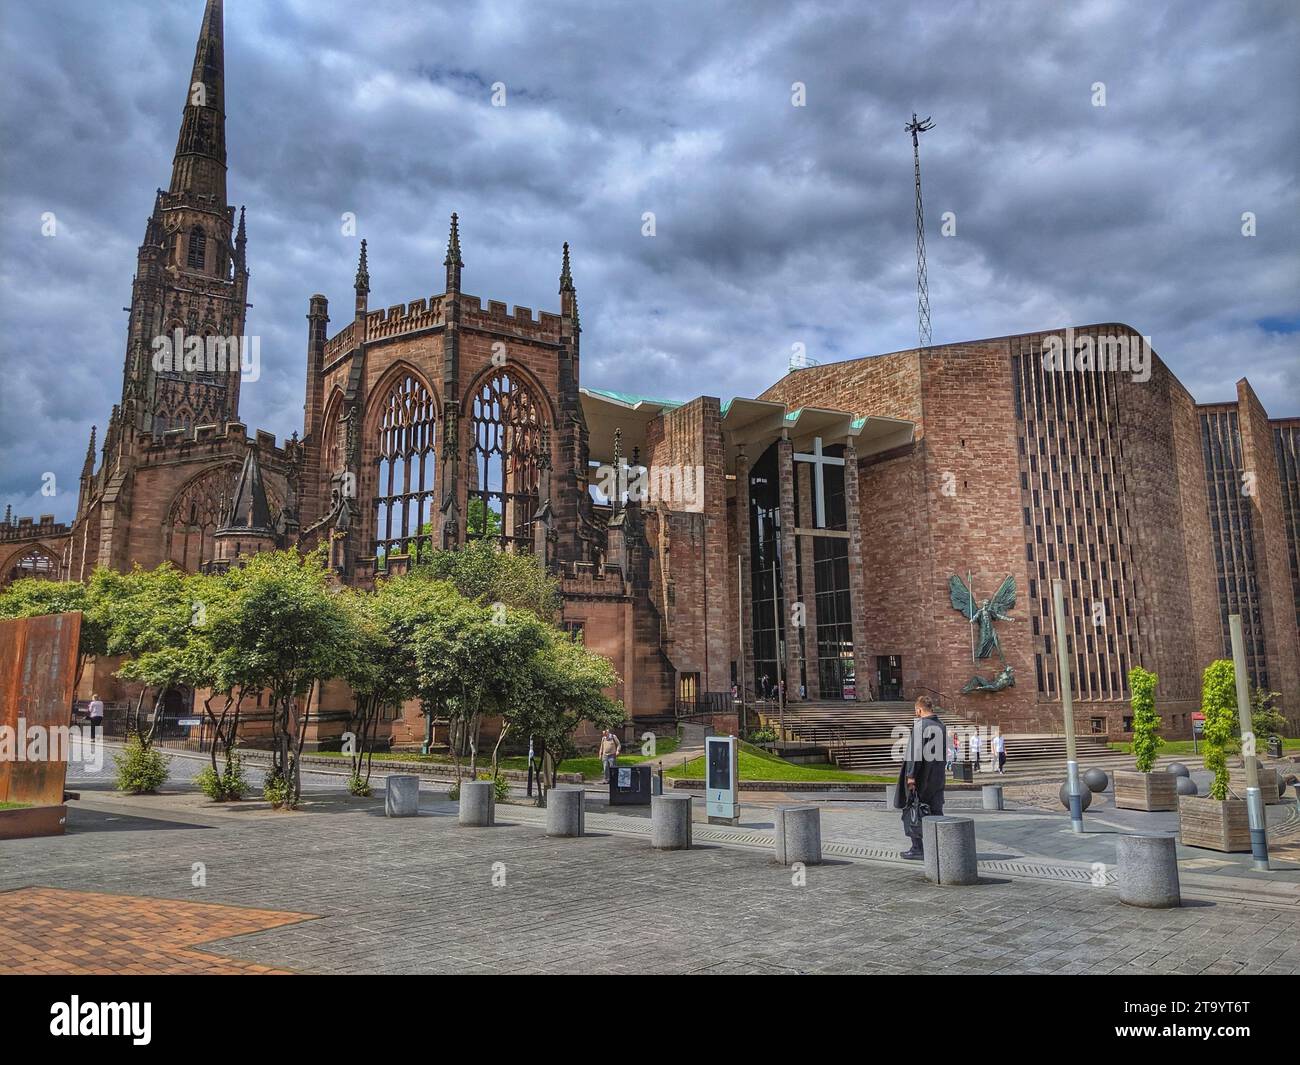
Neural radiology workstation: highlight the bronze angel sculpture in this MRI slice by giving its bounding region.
[949,574,1016,659]
[950,574,1017,694]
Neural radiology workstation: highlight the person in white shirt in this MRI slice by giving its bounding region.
[993,732,1007,774]
[87,693,104,741]
[969,731,982,772]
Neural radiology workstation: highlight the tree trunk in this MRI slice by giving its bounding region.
[490,721,510,780]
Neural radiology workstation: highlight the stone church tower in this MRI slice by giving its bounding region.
[121,0,247,436]
[63,0,300,617]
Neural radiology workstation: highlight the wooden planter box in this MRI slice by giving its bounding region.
[1178,795,1250,852]
[1229,766,1284,804]
[0,804,67,840]
[1113,769,1177,811]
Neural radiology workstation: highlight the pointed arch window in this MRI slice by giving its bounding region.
[5,546,61,587]
[187,226,207,270]
[468,369,545,548]
[374,373,437,564]
[165,464,282,572]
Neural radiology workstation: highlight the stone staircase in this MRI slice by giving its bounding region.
[764,700,1112,774]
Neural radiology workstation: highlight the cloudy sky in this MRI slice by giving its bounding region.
[2,0,1297,523]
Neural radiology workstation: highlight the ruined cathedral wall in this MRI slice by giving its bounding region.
[118,424,291,573]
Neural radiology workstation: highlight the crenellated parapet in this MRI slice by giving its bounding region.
[319,291,565,362]
[0,512,72,544]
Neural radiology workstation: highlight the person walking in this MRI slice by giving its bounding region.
[895,696,946,860]
[946,730,959,773]
[970,729,983,773]
[87,693,104,741]
[598,728,621,783]
[994,731,1007,774]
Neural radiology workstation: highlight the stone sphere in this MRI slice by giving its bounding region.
[1175,776,1198,797]
[1058,783,1093,811]
[1166,762,1190,778]
[1083,768,1109,793]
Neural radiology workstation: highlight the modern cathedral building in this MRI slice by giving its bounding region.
[3,0,1297,743]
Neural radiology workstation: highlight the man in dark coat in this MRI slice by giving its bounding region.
[895,695,947,860]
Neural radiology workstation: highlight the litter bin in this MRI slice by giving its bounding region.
[951,762,973,783]
[609,763,653,806]
[1268,736,1283,759]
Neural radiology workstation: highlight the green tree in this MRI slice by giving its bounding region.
[1200,659,1236,801]
[184,569,256,798]
[0,575,111,691]
[212,547,358,806]
[411,584,547,781]
[421,536,560,621]
[509,626,625,799]
[103,564,196,748]
[1128,666,1162,772]
[1248,687,1286,741]
[337,573,449,791]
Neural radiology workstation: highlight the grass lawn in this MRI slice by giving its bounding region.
[308,736,681,781]
[667,740,891,784]
[0,801,32,810]
[499,736,680,779]
[1108,738,1300,756]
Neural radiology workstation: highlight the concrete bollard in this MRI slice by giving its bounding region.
[981,784,1004,811]
[922,816,979,886]
[774,805,822,866]
[545,784,585,837]
[1116,833,1181,908]
[384,774,420,818]
[650,792,693,849]
[458,780,496,827]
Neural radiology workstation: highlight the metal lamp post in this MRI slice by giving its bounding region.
[1229,614,1269,871]
[1051,580,1084,833]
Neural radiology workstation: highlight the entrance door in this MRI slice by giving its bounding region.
[876,655,903,700]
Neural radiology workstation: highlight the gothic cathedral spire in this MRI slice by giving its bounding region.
[170,0,227,204]
[120,0,244,436]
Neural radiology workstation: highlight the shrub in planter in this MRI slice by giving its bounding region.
[1114,666,1176,811]
[113,738,170,794]
[1178,659,1249,852]
[347,774,372,797]
[1200,660,1235,800]
[1129,666,1162,772]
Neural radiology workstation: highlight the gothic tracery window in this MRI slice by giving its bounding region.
[166,464,282,572]
[4,546,61,587]
[373,373,437,564]
[468,369,545,548]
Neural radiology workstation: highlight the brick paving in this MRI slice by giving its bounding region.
[0,885,314,974]
[1,788,1298,975]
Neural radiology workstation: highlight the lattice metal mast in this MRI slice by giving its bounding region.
[905,112,935,349]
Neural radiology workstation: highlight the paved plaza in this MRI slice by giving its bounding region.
[0,746,1297,975]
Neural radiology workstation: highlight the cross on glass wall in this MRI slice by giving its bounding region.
[793,436,845,528]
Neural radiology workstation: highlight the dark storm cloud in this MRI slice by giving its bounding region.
[2,0,1297,522]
